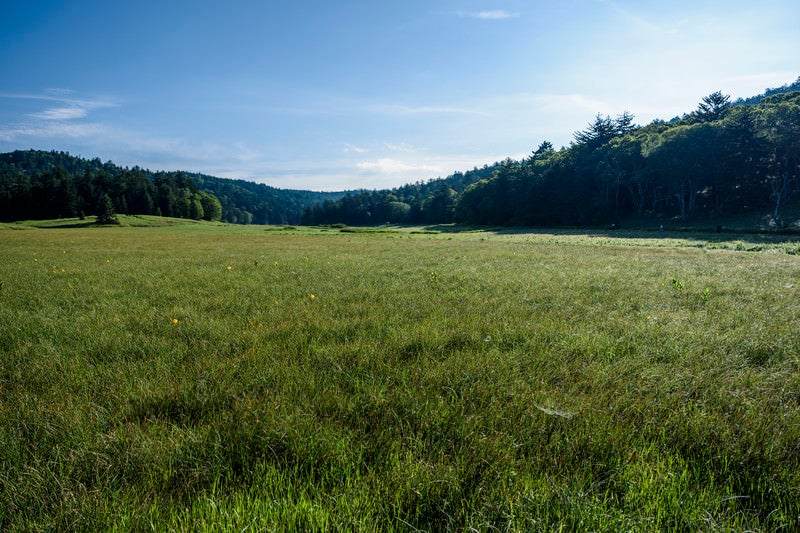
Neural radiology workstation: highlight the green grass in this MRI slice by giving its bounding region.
[1,221,799,530]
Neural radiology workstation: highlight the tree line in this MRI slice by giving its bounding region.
[303,79,800,228]
[0,151,343,223]
[3,78,799,227]
[300,164,499,226]
[0,152,222,222]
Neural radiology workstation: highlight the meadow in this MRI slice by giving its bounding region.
[1,217,799,531]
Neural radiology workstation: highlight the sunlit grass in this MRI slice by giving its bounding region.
[1,222,799,530]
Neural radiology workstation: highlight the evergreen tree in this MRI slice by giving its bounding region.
[696,91,732,122]
[95,193,119,224]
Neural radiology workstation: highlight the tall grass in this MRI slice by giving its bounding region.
[1,221,799,530]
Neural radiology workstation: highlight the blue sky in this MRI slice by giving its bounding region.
[1,0,798,191]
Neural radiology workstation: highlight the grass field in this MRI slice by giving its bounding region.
[1,217,799,531]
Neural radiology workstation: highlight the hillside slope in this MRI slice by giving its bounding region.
[0,150,345,224]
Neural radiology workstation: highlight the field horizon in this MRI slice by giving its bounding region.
[1,220,799,530]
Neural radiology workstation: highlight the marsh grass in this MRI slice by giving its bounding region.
[1,221,799,530]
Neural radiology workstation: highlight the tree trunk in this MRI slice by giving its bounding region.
[675,191,686,221]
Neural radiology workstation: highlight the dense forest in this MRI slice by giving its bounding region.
[304,78,800,227]
[0,151,344,224]
[301,164,501,226]
[2,78,799,227]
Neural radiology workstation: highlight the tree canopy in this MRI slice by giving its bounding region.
[3,80,800,228]
[0,151,344,223]
[304,85,800,227]
[696,91,732,122]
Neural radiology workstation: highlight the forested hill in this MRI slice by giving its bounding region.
[3,78,800,228]
[304,78,800,228]
[734,77,800,107]
[301,163,504,226]
[0,150,346,224]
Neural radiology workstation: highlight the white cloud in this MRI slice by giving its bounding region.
[344,143,368,153]
[384,142,415,153]
[43,87,75,97]
[1,90,119,142]
[0,91,118,111]
[29,106,89,120]
[370,103,489,116]
[463,10,520,20]
[0,121,106,141]
[356,158,440,175]
[352,152,520,185]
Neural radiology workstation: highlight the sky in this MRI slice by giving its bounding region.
[1,0,798,191]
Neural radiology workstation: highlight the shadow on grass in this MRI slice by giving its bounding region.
[421,223,800,245]
[22,220,97,229]
[16,215,200,229]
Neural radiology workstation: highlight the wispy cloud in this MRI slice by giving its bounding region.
[0,91,118,111]
[29,106,89,120]
[344,143,368,154]
[482,92,615,117]
[356,158,440,175]
[0,89,118,142]
[0,121,107,142]
[0,89,260,175]
[461,10,520,20]
[371,103,489,116]
[595,0,664,34]
[384,142,415,153]
[1,90,118,141]
[524,93,615,114]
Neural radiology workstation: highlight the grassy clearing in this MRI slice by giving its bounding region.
[1,221,799,530]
